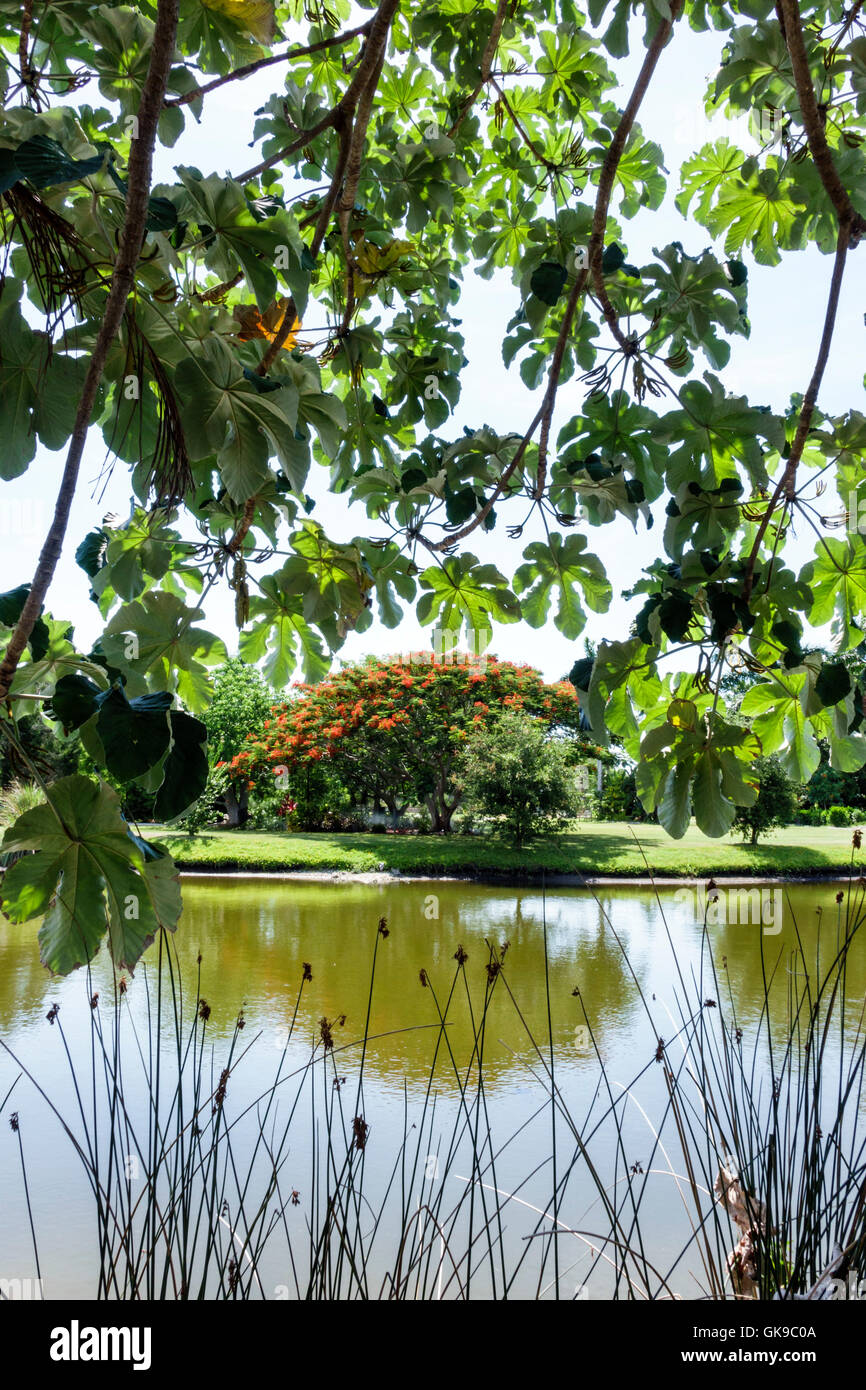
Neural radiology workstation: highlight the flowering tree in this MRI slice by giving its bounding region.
[232,655,587,831]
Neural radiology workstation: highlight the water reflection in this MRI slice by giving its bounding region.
[0,876,862,1298]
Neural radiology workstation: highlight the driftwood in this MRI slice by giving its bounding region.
[716,1165,853,1299]
[714,1164,769,1299]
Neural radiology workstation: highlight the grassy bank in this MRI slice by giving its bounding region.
[146,821,866,879]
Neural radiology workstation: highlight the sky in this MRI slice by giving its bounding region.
[2,15,863,684]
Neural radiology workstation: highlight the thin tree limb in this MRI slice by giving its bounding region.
[779,0,866,236]
[0,0,181,703]
[224,117,350,549]
[18,0,35,101]
[537,2,682,498]
[742,225,850,599]
[742,1,866,601]
[424,403,549,551]
[234,0,399,186]
[227,13,393,550]
[447,0,511,138]
[588,2,684,365]
[490,78,559,171]
[163,21,374,109]
[431,7,683,538]
[338,42,388,333]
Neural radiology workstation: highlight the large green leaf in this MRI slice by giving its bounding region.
[0,776,181,975]
[239,588,330,686]
[176,169,309,313]
[175,336,300,501]
[0,291,44,476]
[513,534,612,639]
[802,540,866,651]
[741,673,823,783]
[101,592,227,712]
[417,554,521,645]
[154,711,209,821]
[95,686,173,781]
[7,134,107,190]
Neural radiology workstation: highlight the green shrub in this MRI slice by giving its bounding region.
[458,711,580,848]
[178,764,231,834]
[733,756,797,845]
[595,768,648,822]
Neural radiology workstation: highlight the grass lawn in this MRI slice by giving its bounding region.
[146,821,866,879]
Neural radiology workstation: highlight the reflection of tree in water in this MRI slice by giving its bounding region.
[0,919,68,1031]
[1,880,862,1095]
[166,882,646,1087]
[697,889,866,1046]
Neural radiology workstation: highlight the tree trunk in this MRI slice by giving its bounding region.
[439,792,461,833]
[433,776,461,834]
[426,794,445,833]
[225,782,249,827]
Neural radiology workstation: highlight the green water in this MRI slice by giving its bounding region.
[0,875,863,1298]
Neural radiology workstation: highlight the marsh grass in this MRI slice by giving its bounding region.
[1,875,865,1300]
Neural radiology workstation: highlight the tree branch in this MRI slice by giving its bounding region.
[226,14,393,548]
[234,0,399,186]
[742,223,850,600]
[425,403,547,550]
[447,0,509,137]
[741,1,865,601]
[489,78,559,171]
[588,1,684,361]
[536,1,683,497]
[429,10,683,542]
[0,0,181,703]
[163,20,374,109]
[338,42,388,332]
[779,0,866,237]
[18,0,35,99]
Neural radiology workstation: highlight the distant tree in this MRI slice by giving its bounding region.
[733,757,797,846]
[595,766,650,823]
[233,655,585,832]
[458,710,580,848]
[206,659,273,826]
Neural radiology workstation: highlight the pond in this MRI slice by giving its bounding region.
[0,875,863,1300]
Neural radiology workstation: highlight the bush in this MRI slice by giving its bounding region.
[458,711,580,848]
[733,756,797,845]
[825,804,856,827]
[0,715,77,788]
[177,764,232,834]
[595,768,648,822]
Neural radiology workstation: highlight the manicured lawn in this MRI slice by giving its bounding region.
[146,821,866,879]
